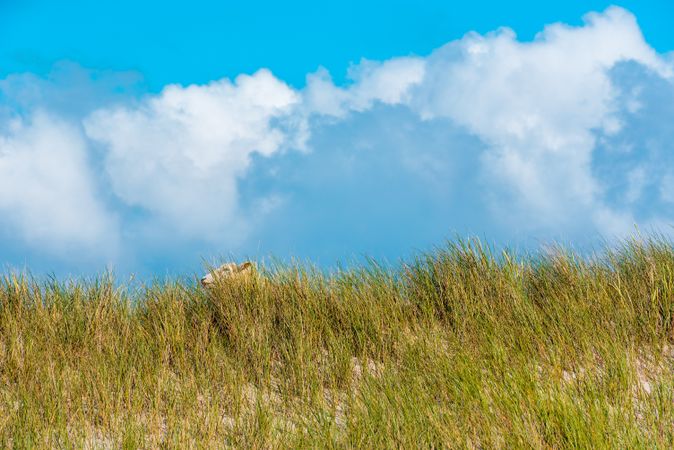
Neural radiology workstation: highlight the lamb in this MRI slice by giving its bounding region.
[201,261,255,287]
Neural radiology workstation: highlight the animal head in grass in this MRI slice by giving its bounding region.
[201,261,255,287]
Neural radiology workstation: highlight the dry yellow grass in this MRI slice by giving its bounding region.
[1,237,674,448]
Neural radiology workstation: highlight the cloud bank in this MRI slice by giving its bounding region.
[1,6,673,273]
[0,112,118,260]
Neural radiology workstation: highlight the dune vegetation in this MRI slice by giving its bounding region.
[1,237,674,448]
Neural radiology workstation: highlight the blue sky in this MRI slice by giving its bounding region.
[0,1,673,276]
[2,0,673,89]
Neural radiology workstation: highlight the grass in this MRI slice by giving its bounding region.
[1,236,674,448]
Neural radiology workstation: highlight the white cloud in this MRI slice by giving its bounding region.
[300,6,673,237]
[0,112,118,257]
[85,69,304,240]
[404,6,669,232]
[304,57,425,117]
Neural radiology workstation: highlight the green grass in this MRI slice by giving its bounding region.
[2,236,674,448]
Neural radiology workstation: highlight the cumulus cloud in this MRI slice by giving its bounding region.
[303,6,671,236]
[304,57,425,117]
[417,7,669,234]
[0,112,118,258]
[84,69,304,241]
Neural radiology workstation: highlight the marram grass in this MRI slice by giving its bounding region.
[2,237,674,448]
